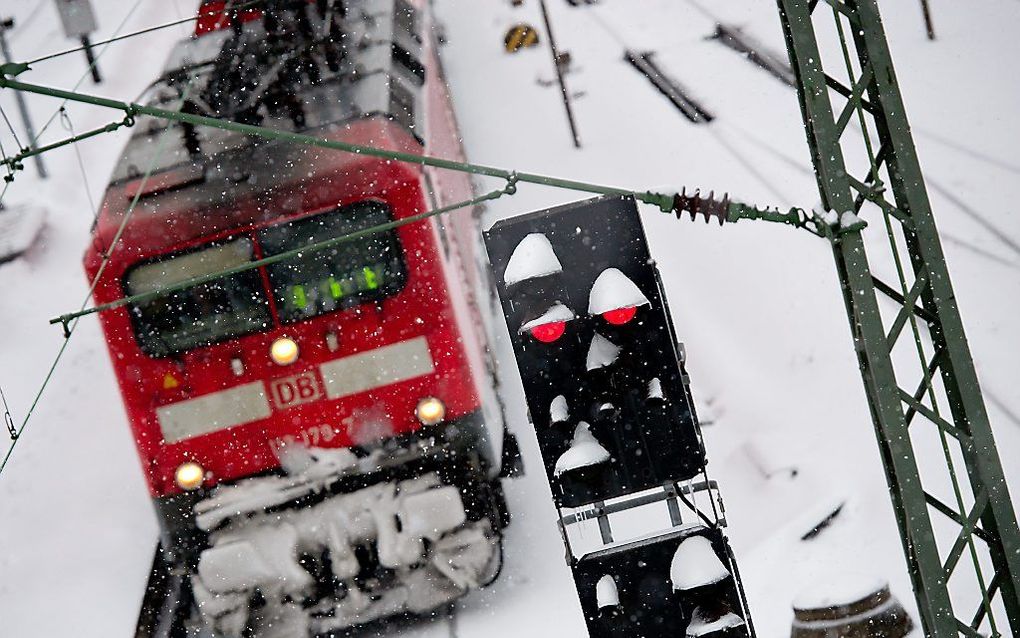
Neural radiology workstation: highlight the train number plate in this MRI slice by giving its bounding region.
[267,370,325,410]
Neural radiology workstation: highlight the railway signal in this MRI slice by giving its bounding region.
[484,195,754,637]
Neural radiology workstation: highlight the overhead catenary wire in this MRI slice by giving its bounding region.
[53,185,516,331]
[0,0,818,477]
[0,3,825,224]
[914,127,1020,176]
[0,108,20,183]
[685,0,1020,262]
[0,4,667,210]
[0,80,691,221]
[584,1,797,206]
[0,75,785,221]
[0,0,257,191]
[24,0,264,66]
[724,120,1020,271]
[0,2,245,479]
[0,75,814,330]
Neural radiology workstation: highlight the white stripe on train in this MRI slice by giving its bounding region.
[156,337,435,443]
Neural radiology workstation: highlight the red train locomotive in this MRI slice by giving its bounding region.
[83,1,515,634]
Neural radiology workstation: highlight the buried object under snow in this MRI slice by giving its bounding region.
[0,203,46,264]
[791,577,913,638]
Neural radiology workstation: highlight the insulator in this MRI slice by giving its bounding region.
[672,187,730,225]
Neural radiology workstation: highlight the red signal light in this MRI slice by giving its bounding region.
[530,321,567,343]
[602,306,637,325]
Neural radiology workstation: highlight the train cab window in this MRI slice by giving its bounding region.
[258,201,407,323]
[124,238,271,357]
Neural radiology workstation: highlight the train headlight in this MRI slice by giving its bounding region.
[415,397,446,426]
[270,337,299,366]
[175,462,205,491]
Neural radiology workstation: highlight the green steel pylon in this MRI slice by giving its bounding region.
[774,1,1020,636]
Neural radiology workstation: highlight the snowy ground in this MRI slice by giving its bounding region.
[1,1,1018,636]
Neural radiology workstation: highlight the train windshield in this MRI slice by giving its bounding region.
[125,238,272,357]
[258,201,407,323]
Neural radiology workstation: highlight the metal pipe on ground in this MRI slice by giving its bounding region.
[712,23,796,87]
[625,50,714,124]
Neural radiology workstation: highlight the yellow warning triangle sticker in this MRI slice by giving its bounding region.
[162,373,180,390]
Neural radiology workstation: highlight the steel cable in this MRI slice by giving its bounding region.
[0,103,24,150]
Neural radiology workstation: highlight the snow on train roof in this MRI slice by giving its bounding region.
[108,0,426,186]
[91,0,432,259]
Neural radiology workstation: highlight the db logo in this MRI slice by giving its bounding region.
[268,370,324,410]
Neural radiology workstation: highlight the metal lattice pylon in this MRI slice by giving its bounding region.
[774,1,1020,636]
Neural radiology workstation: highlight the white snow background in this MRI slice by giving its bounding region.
[0,1,1018,636]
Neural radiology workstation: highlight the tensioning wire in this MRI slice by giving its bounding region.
[0,106,20,187]
[1,383,15,440]
[0,134,11,183]
[59,107,99,221]
[0,103,25,150]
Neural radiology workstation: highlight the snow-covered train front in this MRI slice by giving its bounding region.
[83,1,515,634]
